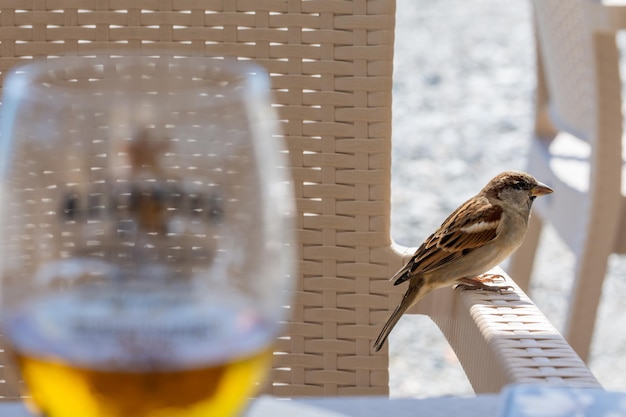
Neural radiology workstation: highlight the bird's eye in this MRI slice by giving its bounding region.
[512,181,526,191]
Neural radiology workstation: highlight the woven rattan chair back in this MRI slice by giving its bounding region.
[0,1,398,398]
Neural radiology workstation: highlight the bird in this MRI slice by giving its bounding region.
[373,171,553,352]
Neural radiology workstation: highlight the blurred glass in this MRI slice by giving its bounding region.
[0,54,294,417]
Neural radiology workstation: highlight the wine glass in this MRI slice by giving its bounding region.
[0,54,294,417]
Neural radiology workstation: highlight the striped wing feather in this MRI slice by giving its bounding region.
[392,196,503,285]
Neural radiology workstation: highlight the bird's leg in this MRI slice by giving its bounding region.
[472,273,505,283]
[455,276,513,293]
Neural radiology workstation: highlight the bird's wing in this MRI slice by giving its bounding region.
[392,196,503,285]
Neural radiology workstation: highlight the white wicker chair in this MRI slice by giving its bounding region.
[508,0,626,363]
[0,0,599,399]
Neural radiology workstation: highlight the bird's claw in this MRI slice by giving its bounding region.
[455,283,513,294]
[474,273,505,283]
[455,276,513,294]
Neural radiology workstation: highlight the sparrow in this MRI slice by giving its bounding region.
[373,171,553,352]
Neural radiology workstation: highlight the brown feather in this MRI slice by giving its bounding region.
[393,197,503,285]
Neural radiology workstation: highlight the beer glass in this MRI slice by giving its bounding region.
[0,55,294,417]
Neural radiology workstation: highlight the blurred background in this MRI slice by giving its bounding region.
[389,0,626,397]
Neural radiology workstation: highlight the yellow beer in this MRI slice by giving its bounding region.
[15,348,271,417]
[5,290,275,417]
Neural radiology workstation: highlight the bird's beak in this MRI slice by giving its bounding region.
[531,181,553,196]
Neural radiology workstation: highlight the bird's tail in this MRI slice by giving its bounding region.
[372,280,423,352]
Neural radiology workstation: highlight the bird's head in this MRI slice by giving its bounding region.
[483,171,553,210]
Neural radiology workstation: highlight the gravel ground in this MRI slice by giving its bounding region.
[389,0,626,397]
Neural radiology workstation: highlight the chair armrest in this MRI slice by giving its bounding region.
[411,267,601,393]
[583,0,626,32]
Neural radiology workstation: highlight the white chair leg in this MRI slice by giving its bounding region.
[564,242,612,362]
[507,212,543,292]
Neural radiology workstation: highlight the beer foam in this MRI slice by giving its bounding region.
[4,289,275,371]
